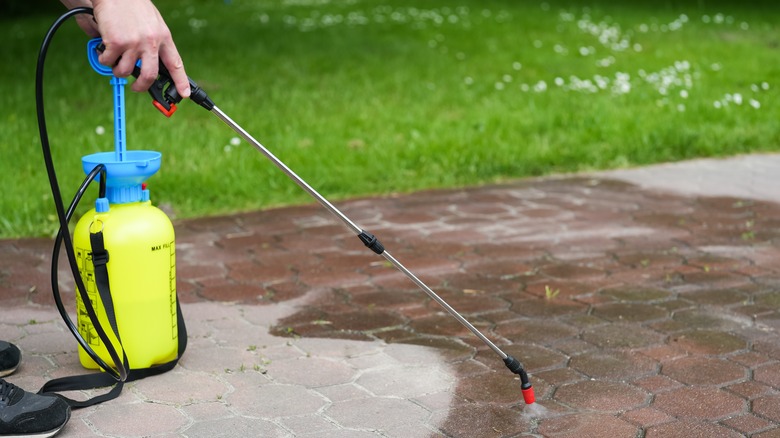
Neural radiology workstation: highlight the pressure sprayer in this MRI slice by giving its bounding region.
[36,9,186,408]
[70,39,180,371]
[37,8,533,407]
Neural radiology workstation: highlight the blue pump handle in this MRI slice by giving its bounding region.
[86,38,112,76]
[87,38,139,162]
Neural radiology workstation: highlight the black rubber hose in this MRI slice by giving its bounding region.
[36,6,126,381]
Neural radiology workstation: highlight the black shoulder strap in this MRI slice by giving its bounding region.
[39,231,187,408]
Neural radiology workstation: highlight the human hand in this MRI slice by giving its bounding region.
[60,0,191,98]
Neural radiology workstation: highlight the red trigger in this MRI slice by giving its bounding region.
[152,100,177,117]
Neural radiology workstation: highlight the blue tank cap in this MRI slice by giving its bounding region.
[95,197,110,213]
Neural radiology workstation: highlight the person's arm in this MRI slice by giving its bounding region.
[60,0,190,98]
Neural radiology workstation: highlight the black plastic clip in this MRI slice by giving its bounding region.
[358,231,385,255]
[90,231,110,267]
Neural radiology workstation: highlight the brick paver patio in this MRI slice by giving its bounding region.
[1,154,779,437]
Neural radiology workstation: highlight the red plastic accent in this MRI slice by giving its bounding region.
[142,183,147,190]
[152,100,177,117]
[522,386,536,405]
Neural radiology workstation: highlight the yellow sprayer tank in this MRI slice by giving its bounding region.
[75,151,178,370]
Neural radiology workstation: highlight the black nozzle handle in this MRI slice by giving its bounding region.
[94,42,214,115]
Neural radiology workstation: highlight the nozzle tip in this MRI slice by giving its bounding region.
[521,386,536,405]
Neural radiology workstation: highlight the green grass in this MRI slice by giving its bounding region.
[1,0,779,238]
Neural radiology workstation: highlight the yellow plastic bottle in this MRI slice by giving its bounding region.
[73,197,178,370]
[74,151,178,370]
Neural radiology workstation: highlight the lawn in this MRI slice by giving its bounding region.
[1,0,778,238]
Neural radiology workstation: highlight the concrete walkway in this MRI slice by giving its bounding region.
[1,153,779,437]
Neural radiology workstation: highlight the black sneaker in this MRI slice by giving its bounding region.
[0,379,70,438]
[0,343,20,378]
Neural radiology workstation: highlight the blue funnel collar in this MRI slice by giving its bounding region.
[83,151,161,204]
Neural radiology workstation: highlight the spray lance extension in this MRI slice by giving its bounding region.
[111,43,536,406]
